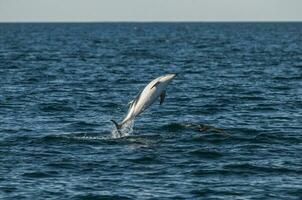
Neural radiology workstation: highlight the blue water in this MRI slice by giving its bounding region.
[0,23,302,199]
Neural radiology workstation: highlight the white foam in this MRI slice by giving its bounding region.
[111,119,134,139]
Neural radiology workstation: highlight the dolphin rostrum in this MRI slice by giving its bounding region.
[111,74,176,132]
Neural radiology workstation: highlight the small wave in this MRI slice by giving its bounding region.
[187,149,224,159]
[161,122,231,136]
[188,136,230,145]
[273,76,302,81]
[34,128,146,145]
[192,169,233,176]
[39,135,70,143]
[37,134,110,146]
[22,171,57,178]
[73,194,132,200]
[47,162,79,170]
[160,123,185,132]
[191,188,217,197]
[223,163,301,174]
[191,187,242,197]
[39,103,74,112]
[127,155,159,164]
[71,121,99,127]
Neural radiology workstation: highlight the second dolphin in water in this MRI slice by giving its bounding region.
[111,74,176,133]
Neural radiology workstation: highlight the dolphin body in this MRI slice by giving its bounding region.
[111,74,176,132]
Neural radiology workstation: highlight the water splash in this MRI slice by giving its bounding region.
[111,120,134,139]
[73,135,107,140]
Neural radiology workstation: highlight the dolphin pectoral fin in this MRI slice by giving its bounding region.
[151,81,160,89]
[160,91,166,105]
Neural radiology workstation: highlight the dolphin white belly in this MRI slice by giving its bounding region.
[111,74,176,131]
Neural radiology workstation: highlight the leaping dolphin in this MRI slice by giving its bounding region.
[111,74,176,132]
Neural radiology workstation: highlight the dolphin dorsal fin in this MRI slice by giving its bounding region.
[160,91,166,105]
[151,81,160,89]
[127,100,134,108]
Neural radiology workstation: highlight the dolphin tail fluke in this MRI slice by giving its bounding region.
[111,119,122,131]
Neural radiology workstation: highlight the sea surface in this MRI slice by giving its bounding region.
[0,22,302,199]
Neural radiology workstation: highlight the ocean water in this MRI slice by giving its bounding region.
[0,22,302,199]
